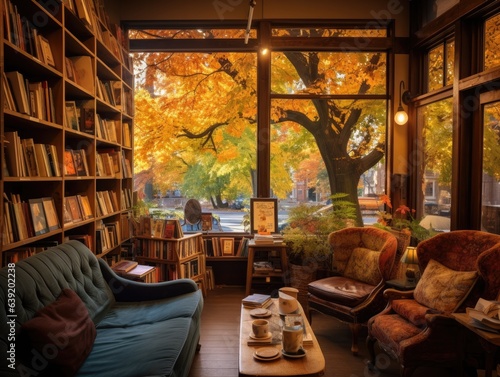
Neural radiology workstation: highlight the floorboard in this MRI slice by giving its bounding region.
[188,286,493,377]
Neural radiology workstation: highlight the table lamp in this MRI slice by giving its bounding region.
[401,246,419,284]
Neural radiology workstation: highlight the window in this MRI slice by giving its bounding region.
[428,39,454,92]
[482,100,500,234]
[417,98,453,224]
[484,13,500,71]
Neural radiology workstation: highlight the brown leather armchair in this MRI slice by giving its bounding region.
[307,227,398,354]
[366,230,500,377]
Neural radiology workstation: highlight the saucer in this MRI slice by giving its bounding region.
[249,331,272,340]
[253,348,281,361]
[250,308,272,318]
[281,347,306,358]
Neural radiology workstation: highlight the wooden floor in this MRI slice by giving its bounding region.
[188,286,492,377]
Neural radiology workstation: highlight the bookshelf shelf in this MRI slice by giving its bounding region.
[1,0,134,266]
[135,233,207,295]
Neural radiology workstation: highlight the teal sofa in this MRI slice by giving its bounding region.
[0,240,203,377]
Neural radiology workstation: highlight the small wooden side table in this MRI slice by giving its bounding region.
[245,241,288,296]
[452,313,500,377]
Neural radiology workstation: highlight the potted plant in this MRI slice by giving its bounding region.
[281,193,357,297]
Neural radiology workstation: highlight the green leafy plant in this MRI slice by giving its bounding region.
[282,193,356,267]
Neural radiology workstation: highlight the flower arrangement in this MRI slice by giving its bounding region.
[375,194,432,244]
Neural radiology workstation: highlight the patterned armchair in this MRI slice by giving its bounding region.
[307,227,398,354]
[366,230,500,377]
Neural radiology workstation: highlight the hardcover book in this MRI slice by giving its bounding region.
[112,260,138,273]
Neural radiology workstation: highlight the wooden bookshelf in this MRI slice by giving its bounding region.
[1,0,134,266]
[135,233,207,295]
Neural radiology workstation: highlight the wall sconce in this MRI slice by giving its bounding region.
[401,246,419,284]
[394,80,411,125]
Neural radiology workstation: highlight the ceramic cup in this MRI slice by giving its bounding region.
[252,319,269,338]
[278,290,299,314]
[282,323,303,354]
[279,287,299,299]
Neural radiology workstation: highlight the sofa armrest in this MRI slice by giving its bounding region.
[383,288,414,300]
[98,259,198,302]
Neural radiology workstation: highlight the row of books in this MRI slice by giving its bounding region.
[2,241,59,265]
[4,132,61,178]
[96,79,121,109]
[64,149,90,177]
[133,216,185,239]
[96,190,120,217]
[3,194,60,245]
[96,219,120,254]
[135,236,202,260]
[179,259,201,279]
[63,195,94,225]
[206,237,250,257]
[3,1,56,68]
[96,116,119,143]
[3,71,56,121]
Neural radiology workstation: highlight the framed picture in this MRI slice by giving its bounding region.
[201,212,213,231]
[220,237,235,256]
[250,198,278,234]
[29,198,49,236]
[42,197,60,231]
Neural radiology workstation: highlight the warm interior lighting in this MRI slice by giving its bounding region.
[401,246,418,284]
[260,47,269,55]
[394,80,411,125]
[244,0,256,44]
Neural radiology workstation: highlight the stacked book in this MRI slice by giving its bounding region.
[466,298,500,332]
[253,233,284,245]
[242,293,272,309]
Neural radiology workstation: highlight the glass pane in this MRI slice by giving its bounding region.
[445,40,454,86]
[418,98,453,231]
[484,13,500,71]
[271,28,386,38]
[270,98,386,226]
[482,101,500,234]
[129,28,256,40]
[271,51,386,95]
[133,52,257,232]
[428,44,444,92]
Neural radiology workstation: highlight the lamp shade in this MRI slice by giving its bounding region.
[401,246,418,265]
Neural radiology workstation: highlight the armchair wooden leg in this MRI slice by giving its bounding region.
[366,335,377,368]
[349,323,360,355]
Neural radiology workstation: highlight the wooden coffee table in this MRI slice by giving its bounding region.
[239,299,325,377]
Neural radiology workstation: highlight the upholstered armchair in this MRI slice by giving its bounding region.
[307,227,398,354]
[366,230,500,377]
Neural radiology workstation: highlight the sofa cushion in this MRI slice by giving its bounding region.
[343,247,381,285]
[308,276,375,307]
[413,259,478,313]
[19,289,96,377]
[77,317,198,377]
[97,289,203,328]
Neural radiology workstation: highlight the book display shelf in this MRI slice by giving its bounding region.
[1,0,134,267]
[135,233,207,295]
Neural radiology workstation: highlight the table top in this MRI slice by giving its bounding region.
[239,299,325,377]
[452,313,500,346]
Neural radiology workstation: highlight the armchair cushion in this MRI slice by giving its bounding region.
[413,259,478,313]
[343,247,381,285]
[308,276,375,307]
[391,299,435,327]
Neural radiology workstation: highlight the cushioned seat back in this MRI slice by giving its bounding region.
[0,240,114,334]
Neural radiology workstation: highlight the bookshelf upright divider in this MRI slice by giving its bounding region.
[1,0,134,266]
[135,233,207,296]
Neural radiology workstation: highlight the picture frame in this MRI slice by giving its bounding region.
[220,237,235,256]
[201,212,213,231]
[249,198,278,234]
[42,197,60,231]
[29,198,49,236]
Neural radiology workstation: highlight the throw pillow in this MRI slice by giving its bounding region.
[19,289,96,377]
[413,259,478,313]
[343,247,381,285]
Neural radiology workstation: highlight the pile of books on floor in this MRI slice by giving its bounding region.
[242,293,272,308]
[466,298,500,332]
